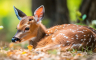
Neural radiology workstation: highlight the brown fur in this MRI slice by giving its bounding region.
[34,24,96,51]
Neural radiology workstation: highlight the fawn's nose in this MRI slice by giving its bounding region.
[12,37,21,42]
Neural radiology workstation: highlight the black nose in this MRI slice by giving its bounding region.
[12,37,21,42]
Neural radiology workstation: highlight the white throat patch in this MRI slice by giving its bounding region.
[30,37,36,41]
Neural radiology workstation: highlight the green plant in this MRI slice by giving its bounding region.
[76,11,87,25]
[47,49,57,55]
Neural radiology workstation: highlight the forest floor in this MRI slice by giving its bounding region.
[0,42,96,60]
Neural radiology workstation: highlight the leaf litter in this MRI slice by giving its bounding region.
[0,42,96,60]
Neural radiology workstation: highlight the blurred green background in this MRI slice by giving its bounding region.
[0,0,32,42]
[0,0,82,42]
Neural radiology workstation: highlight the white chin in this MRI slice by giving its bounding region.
[15,41,21,43]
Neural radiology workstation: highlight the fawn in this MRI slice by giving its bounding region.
[12,5,96,51]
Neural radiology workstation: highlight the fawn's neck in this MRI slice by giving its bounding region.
[29,23,47,48]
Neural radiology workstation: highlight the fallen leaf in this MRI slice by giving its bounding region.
[27,45,33,51]
[77,53,82,56]
[7,51,12,57]
[22,52,26,54]
[0,47,3,49]
[37,58,41,60]
[9,43,14,48]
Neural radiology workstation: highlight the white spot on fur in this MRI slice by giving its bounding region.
[46,34,48,35]
[65,48,69,50]
[84,35,86,37]
[82,32,84,33]
[55,29,58,31]
[63,45,65,46]
[84,38,86,41]
[57,45,61,47]
[66,37,68,39]
[64,36,66,37]
[51,37,55,41]
[72,31,75,32]
[89,38,91,42]
[64,36,68,39]
[91,35,93,38]
[83,30,87,31]
[77,31,83,33]
[59,33,65,36]
[66,41,70,43]
[76,38,78,39]
[81,39,83,41]
[60,26,62,27]
[75,34,78,37]
[87,42,89,45]
[71,38,74,39]
[71,44,82,48]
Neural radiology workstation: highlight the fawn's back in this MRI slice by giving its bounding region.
[36,24,96,51]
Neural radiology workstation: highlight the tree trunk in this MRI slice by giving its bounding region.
[78,0,96,24]
[32,0,70,27]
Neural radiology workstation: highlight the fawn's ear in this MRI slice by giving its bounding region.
[34,5,45,23]
[13,6,26,20]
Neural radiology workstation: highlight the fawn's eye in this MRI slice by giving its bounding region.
[29,19,33,21]
[25,27,29,30]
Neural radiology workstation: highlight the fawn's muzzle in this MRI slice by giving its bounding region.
[12,37,21,42]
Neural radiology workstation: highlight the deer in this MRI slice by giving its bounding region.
[12,5,96,51]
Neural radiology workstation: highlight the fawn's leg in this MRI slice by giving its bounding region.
[34,43,73,52]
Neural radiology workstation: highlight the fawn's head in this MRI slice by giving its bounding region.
[12,5,45,43]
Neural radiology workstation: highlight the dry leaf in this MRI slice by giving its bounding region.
[0,47,3,49]
[37,58,41,60]
[27,45,33,51]
[77,53,82,56]
[22,52,26,54]
[7,51,12,57]
[66,58,70,60]
[9,43,14,48]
